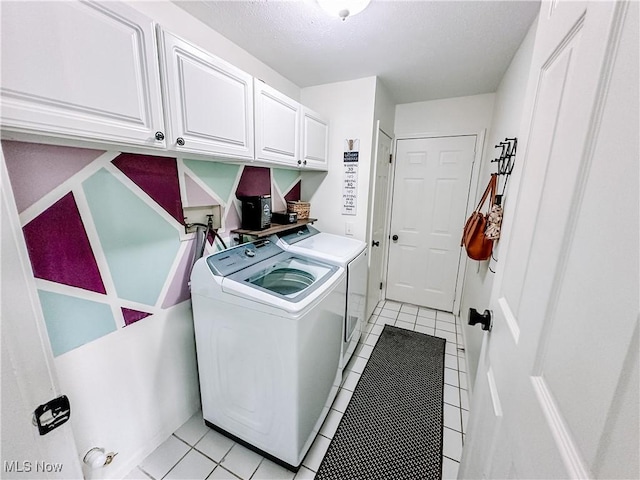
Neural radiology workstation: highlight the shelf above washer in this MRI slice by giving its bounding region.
[231,218,317,241]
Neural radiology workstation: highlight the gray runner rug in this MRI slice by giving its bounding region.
[315,325,446,480]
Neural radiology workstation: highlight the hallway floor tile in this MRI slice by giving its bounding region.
[133,300,470,479]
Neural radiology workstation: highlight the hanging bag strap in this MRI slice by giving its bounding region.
[475,174,497,213]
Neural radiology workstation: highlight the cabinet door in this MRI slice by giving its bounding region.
[254,80,301,166]
[159,30,254,159]
[0,1,166,148]
[301,107,329,171]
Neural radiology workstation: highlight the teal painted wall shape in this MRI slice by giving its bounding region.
[83,168,182,306]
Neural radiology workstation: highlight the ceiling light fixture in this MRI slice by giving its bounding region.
[317,0,372,20]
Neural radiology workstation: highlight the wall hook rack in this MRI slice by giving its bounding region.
[492,137,517,176]
[491,137,517,205]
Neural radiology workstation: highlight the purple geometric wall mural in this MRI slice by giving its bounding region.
[272,191,286,213]
[112,153,184,225]
[235,166,271,198]
[122,307,152,326]
[284,181,302,202]
[184,173,219,207]
[8,140,309,355]
[22,192,106,294]
[162,240,196,308]
[225,202,241,232]
[2,140,104,213]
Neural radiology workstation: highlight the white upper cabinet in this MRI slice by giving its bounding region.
[0,1,166,148]
[158,29,254,160]
[301,106,329,171]
[254,80,301,166]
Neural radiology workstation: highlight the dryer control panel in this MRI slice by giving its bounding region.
[277,224,319,245]
[207,240,282,276]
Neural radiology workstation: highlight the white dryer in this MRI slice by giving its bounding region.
[190,239,346,470]
[272,225,367,369]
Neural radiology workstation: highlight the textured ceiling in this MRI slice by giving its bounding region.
[174,0,540,104]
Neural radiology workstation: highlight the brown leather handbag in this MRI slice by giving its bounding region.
[461,174,497,261]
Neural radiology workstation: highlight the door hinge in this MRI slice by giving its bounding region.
[379,282,383,290]
[389,154,393,164]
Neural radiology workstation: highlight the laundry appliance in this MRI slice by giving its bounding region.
[190,239,346,470]
[272,225,367,369]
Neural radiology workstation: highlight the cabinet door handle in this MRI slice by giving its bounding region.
[392,235,399,242]
[303,160,307,165]
[155,131,165,141]
[176,137,185,146]
[372,240,380,247]
[297,160,302,165]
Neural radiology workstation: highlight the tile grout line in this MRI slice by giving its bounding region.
[159,438,193,480]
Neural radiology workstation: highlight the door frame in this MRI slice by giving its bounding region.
[365,122,393,318]
[384,130,487,315]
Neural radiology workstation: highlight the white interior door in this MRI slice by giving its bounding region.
[365,127,392,318]
[461,2,639,478]
[1,158,83,478]
[386,135,475,311]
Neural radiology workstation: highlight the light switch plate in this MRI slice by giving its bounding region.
[345,222,354,236]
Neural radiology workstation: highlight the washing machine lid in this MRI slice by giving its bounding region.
[280,229,366,265]
[226,253,339,304]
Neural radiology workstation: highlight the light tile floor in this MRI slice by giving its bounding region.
[129,300,470,480]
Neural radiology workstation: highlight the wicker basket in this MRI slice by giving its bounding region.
[287,201,310,220]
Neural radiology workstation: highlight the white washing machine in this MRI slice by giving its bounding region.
[272,225,367,369]
[190,239,346,470]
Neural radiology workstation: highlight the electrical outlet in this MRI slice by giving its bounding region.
[183,205,222,234]
[345,222,354,236]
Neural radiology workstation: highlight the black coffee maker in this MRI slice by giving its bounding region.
[239,195,271,230]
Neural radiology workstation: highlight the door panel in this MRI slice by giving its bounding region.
[386,135,475,311]
[1,1,165,147]
[159,29,254,158]
[301,106,329,170]
[365,128,392,318]
[254,81,300,165]
[461,2,639,479]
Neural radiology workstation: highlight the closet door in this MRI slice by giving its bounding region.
[0,1,166,148]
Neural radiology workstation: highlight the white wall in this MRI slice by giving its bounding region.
[373,78,397,137]
[460,18,538,389]
[395,93,496,137]
[300,77,377,241]
[128,1,300,100]
[56,303,200,480]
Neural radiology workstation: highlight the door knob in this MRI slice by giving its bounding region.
[176,137,185,146]
[155,131,164,141]
[468,308,492,331]
[371,240,380,247]
[392,235,398,242]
